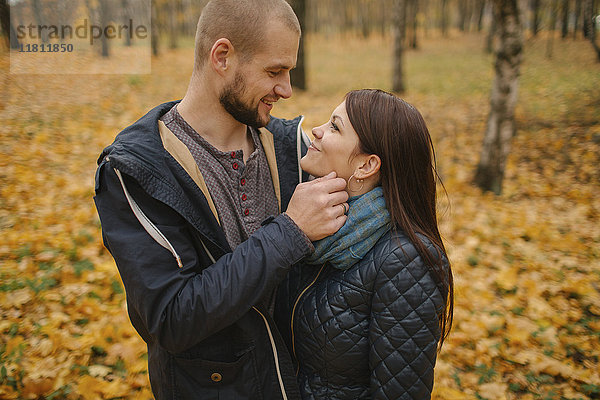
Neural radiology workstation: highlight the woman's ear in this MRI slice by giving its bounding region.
[354,154,381,180]
[210,38,234,75]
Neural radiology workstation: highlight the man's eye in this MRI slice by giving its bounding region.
[267,71,278,77]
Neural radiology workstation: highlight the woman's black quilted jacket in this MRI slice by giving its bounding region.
[274,230,448,400]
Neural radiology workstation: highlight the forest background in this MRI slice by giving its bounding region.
[0,0,599,399]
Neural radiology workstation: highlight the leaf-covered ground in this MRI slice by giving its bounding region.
[1,33,599,399]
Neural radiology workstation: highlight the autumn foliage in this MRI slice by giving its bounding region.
[1,33,599,399]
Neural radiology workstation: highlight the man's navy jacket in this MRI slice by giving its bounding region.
[94,101,310,399]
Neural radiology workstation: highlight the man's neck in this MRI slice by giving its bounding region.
[177,81,251,154]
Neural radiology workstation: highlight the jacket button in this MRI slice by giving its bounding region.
[211,372,222,382]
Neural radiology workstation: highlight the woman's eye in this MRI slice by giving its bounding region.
[330,122,339,131]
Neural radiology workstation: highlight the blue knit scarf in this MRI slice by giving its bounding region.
[305,186,391,270]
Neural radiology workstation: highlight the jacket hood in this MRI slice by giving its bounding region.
[98,100,179,174]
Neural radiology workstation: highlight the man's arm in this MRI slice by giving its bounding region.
[94,165,348,354]
[95,165,313,353]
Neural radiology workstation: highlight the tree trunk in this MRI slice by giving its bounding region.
[343,0,352,34]
[531,0,541,36]
[474,0,523,195]
[168,0,178,49]
[583,0,591,37]
[441,0,449,36]
[98,0,110,57]
[392,0,406,93]
[380,0,387,35]
[561,0,570,38]
[547,0,558,58]
[121,0,132,46]
[151,0,159,56]
[459,0,468,31]
[290,0,307,89]
[359,0,371,37]
[574,0,582,38]
[0,0,19,49]
[477,0,487,31]
[410,0,419,48]
[584,0,600,60]
[486,8,496,52]
[31,0,48,43]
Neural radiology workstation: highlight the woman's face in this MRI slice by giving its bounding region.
[300,101,362,181]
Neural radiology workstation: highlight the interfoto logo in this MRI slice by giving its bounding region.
[9,0,151,75]
[16,18,148,46]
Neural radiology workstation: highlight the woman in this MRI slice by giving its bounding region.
[275,89,453,400]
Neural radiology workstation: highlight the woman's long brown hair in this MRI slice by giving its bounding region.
[345,89,454,350]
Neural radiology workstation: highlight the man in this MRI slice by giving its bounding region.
[93,0,349,398]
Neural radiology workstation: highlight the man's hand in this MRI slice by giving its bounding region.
[286,172,349,241]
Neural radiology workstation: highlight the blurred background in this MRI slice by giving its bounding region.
[0,0,599,399]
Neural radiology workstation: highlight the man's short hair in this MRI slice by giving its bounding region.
[194,0,300,70]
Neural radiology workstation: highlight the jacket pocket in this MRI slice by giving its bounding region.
[172,347,260,399]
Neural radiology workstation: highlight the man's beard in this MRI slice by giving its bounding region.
[219,73,268,128]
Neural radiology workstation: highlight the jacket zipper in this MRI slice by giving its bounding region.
[296,115,307,184]
[253,307,289,400]
[113,166,183,267]
[290,263,326,376]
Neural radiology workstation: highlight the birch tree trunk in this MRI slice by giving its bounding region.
[392,0,406,93]
[474,0,523,195]
[289,0,307,89]
[584,0,600,61]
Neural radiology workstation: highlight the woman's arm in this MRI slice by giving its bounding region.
[368,241,445,400]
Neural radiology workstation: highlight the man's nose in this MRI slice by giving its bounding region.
[274,73,293,99]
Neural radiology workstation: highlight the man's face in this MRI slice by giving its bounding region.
[220,23,299,128]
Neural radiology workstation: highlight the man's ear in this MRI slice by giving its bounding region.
[354,154,381,180]
[210,38,234,75]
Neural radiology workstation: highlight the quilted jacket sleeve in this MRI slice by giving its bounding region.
[368,241,445,400]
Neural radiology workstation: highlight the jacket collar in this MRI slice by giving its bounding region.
[158,120,283,223]
[100,101,304,256]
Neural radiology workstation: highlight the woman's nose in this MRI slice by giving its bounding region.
[312,126,323,139]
